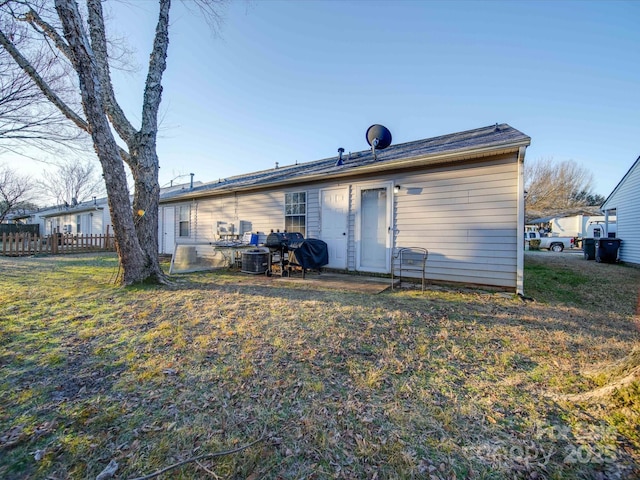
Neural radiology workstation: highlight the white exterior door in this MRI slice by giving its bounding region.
[356,183,392,273]
[320,187,349,269]
[80,213,93,235]
[161,207,175,254]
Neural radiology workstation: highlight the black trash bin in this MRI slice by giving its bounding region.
[596,238,621,263]
[583,238,596,260]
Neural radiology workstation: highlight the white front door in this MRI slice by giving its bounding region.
[320,187,349,269]
[161,207,175,254]
[356,184,392,273]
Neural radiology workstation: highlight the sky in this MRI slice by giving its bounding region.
[5,0,640,198]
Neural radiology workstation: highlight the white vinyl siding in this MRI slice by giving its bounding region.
[603,159,640,265]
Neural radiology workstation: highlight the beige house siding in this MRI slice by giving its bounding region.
[393,155,519,287]
[159,153,521,289]
[235,190,286,234]
[313,154,518,286]
[306,189,321,239]
[347,185,356,271]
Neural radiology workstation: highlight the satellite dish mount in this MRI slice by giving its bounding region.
[366,124,392,160]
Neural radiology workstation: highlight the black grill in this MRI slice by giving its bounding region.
[265,231,328,278]
[265,231,304,250]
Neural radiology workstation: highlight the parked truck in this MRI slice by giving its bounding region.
[524,226,576,252]
[585,221,617,239]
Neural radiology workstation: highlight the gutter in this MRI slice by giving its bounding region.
[41,206,104,218]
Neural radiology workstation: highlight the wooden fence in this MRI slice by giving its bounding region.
[1,232,115,257]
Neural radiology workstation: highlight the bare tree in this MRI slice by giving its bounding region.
[525,158,601,215]
[37,159,105,206]
[0,163,35,223]
[0,0,226,284]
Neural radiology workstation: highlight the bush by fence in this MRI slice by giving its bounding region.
[1,232,115,256]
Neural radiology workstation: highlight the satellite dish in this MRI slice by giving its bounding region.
[366,124,392,149]
[366,124,392,159]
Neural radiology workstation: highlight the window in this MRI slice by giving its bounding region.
[285,192,306,236]
[76,215,81,234]
[179,205,190,237]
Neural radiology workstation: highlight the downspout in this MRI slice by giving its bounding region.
[516,146,527,296]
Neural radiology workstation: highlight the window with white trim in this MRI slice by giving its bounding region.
[284,192,306,236]
[179,205,190,237]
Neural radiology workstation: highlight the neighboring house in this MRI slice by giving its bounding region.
[528,207,616,239]
[2,212,33,225]
[24,182,201,237]
[601,155,640,266]
[34,197,112,236]
[159,123,531,293]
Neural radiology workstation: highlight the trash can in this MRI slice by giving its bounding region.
[596,238,621,263]
[583,238,596,260]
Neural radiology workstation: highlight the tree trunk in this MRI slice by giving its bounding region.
[55,0,148,285]
[130,143,166,282]
[129,0,170,282]
[87,0,170,283]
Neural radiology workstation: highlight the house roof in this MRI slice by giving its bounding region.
[33,182,197,218]
[161,123,530,202]
[601,154,640,211]
[36,197,109,218]
[528,206,605,224]
[40,205,105,218]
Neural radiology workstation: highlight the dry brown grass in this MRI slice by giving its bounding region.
[0,252,638,479]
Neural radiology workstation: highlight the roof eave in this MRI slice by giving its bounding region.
[601,154,640,211]
[41,206,104,218]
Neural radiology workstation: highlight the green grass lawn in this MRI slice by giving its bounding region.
[0,252,638,479]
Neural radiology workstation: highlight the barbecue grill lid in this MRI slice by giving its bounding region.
[265,231,305,248]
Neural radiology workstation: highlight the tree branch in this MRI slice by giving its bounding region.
[86,0,137,145]
[22,7,73,61]
[0,27,89,133]
[140,0,170,144]
[127,433,268,480]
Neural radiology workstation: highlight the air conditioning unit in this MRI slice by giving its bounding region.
[241,249,269,274]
